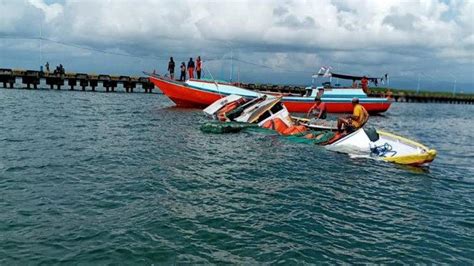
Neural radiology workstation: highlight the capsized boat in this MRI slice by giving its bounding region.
[203,94,294,127]
[202,94,306,135]
[201,95,436,166]
[325,128,437,166]
[147,71,391,113]
[292,117,339,131]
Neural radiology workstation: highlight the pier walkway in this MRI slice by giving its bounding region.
[0,68,155,93]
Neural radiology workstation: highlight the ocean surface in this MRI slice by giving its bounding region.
[0,89,473,264]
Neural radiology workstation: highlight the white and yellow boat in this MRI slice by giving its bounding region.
[203,95,437,166]
[325,128,437,166]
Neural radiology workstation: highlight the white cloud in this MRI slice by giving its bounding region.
[0,0,473,84]
[28,0,63,23]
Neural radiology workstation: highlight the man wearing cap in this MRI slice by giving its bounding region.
[307,97,327,119]
[337,97,368,132]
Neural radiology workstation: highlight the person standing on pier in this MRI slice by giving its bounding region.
[45,62,50,73]
[180,62,186,81]
[54,65,60,75]
[57,64,65,75]
[187,58,195,79]
[196,56,202,79]
[168,57,175,79]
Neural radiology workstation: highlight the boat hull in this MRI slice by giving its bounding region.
[149,76,391,113]
[149,77,222,108]
[282,100,390,113]
[326,129,437,166]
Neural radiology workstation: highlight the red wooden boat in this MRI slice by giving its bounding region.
[148,74,392,113]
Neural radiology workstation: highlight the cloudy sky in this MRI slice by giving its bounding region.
[0,0,473,91]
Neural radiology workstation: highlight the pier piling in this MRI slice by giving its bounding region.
[0,68,158,94]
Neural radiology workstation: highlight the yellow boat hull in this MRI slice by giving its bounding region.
[382,149,437,166]
[327,129,437,166]
[377,131,437,166]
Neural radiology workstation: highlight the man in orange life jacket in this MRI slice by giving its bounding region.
[196,56,202,79]
[187,58,195,79]
[307,97,327,119]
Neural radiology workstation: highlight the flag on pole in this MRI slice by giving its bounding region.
[316,66,332,77]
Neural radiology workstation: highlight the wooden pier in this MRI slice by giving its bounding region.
[1,68,473,104]
[0,68,155,93]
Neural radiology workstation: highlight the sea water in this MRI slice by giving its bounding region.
[0,89,473,264]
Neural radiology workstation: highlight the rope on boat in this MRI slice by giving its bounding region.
[370,143,397,157]
[203,64,222,97]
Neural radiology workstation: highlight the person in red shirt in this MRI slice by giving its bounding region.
[196,56,202,79]
[361,76,368,93]
[307,97,327,119]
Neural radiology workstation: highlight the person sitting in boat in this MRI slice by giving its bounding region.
[337,97,368,132]
[307,97,327,120]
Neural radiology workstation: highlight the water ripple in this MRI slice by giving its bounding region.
[0,90,473,264]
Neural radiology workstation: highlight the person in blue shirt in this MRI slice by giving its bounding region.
[168,57,175,79]
[179,62,186,81]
